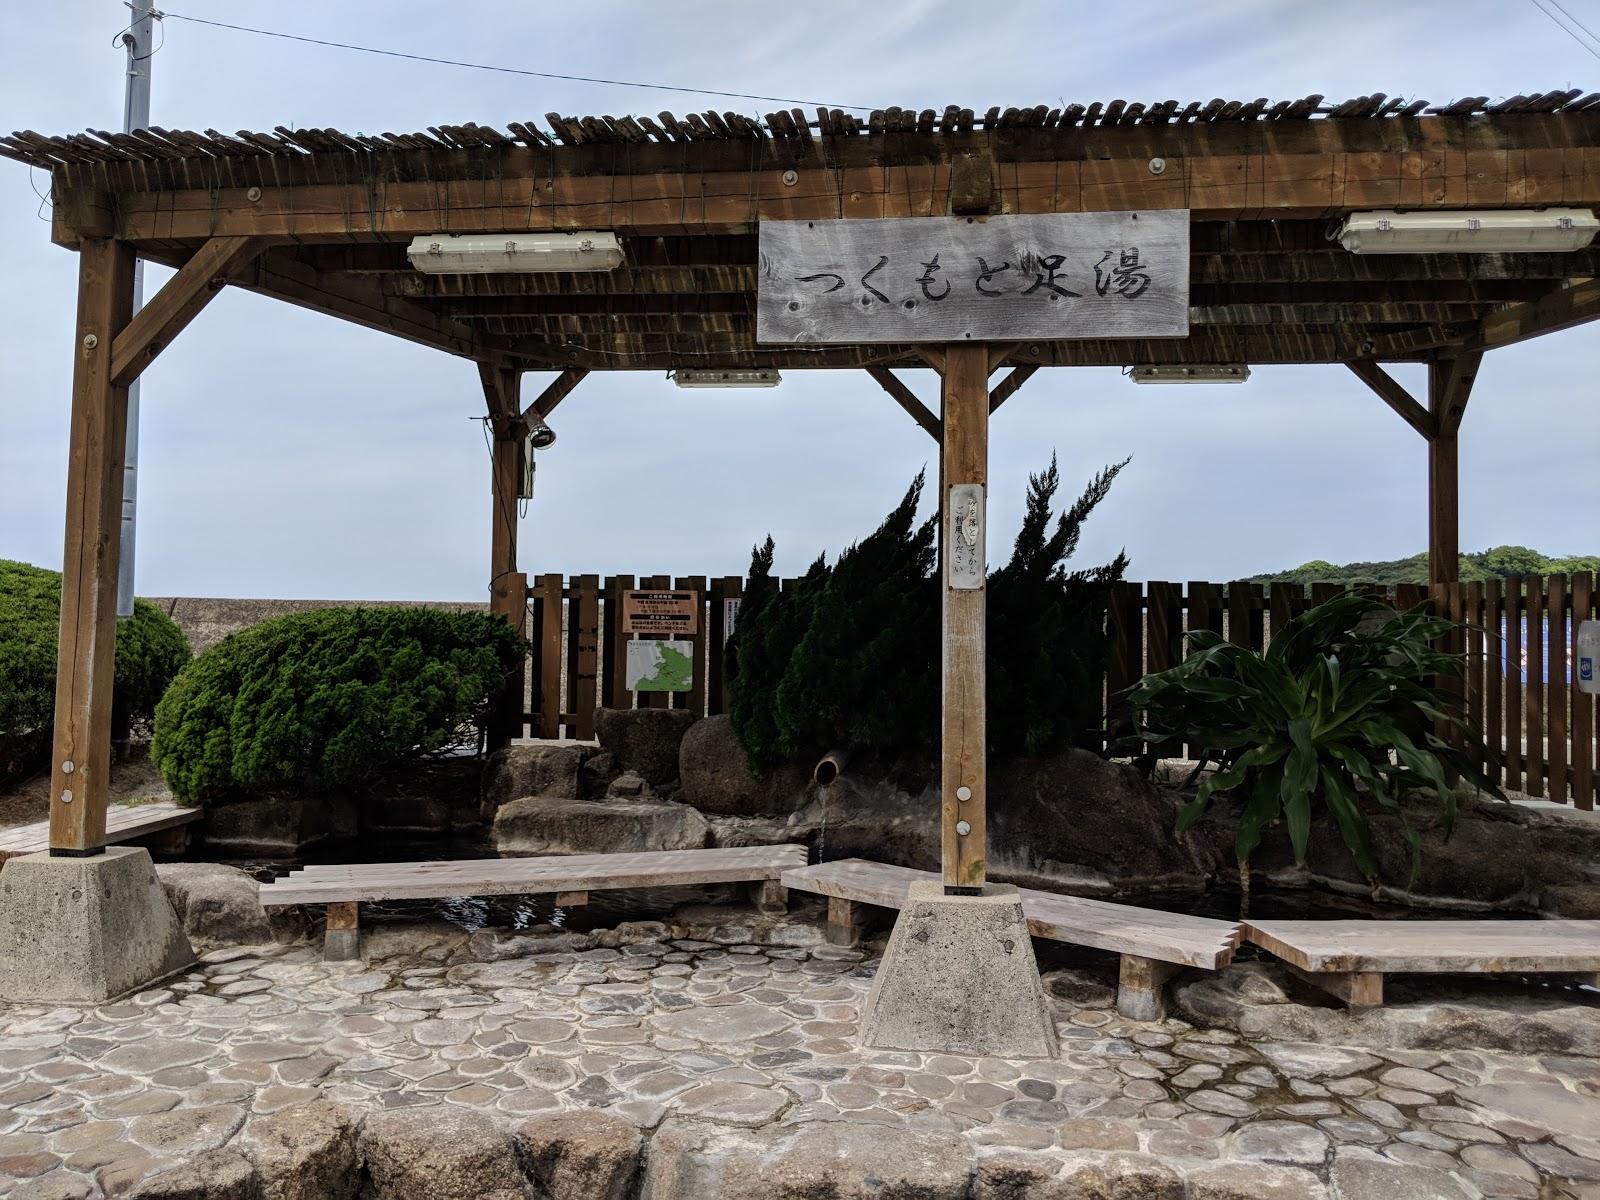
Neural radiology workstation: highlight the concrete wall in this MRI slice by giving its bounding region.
[146,598,488,655]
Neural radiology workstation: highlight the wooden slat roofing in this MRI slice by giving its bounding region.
[10,93,1600,371]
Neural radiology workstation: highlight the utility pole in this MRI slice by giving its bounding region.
[116,1,156,617]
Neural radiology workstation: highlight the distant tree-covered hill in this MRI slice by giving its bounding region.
[1252,546,1600,585]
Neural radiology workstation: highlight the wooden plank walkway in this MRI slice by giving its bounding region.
[1244,918,1600,1007]
[261,845,809,960]
[782,859,1243,1019]
[0,802,199,863]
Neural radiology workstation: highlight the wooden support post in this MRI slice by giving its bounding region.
[1426,353,1481,589]
[940,344,989,893]
[324,901,361,961]
[49,238,136,856]
[750,879,788,915]
[1288,964,1384,1008]
[1117,954,1180,1021]
[826,896,862,947]
[481,364,526,749]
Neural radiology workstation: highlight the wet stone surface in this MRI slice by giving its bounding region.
[0,927,1598,1197]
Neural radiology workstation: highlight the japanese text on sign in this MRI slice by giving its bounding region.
[757,211,1190,344]
[622,590,700,636]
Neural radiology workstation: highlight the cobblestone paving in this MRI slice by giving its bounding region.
[1,931,1598,1198]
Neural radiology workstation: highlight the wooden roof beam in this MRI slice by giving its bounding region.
[1468,278,1600,351]
[1346,361,1433,439]
[865,366,941,442]
[110,236,265,387]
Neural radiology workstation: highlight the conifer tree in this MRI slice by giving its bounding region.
[774,472,938,758]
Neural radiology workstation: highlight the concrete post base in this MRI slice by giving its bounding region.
[858,882,1057,1058]
[0,847,196,1003]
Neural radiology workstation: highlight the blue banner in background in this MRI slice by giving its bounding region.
[1500,618,1552,685]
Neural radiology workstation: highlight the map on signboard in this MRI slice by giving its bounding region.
[626,639,694,692]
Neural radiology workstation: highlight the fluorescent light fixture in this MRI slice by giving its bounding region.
[407,231,623,273]
[1337,208,1598,254]
[1130,365,1250,385]
[672,369,782,389]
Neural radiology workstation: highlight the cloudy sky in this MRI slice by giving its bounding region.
[1,1,1595,600]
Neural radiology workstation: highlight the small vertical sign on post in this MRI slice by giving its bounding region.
[946,484,985,589]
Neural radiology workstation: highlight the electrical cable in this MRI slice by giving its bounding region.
[158,11,876,111]
[1525,0,1600,58]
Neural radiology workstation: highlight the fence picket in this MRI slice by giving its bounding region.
[1549,574,1569,802]
[1574,572,1595,811]
[1525,575,1545,796]
[1504,580,1524,792]
[1483,579,1503,788]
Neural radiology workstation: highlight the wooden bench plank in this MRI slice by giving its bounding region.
[259,845,808,906]
[0,802,200,862]
[1245,919,1600,975]
[783,859,1242,970]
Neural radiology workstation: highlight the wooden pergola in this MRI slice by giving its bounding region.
[7,90,1599,892]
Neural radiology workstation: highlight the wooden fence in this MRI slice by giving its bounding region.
[513,573,1598,810]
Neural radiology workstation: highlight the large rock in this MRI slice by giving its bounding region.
[1232,791,1600,917]
[200,794,357,858]
[480,744,591,820]
[642,1118,972,1199]
[514,1110,641,1200]
[361,760,480,836]
[493,795,708,856]
[595,708,697,786]
[359,1109,533,1200]
[126,1150,258,1199]
[240,1100,359,1200]
[974,1151,1184,1200]
[678,714,810,817]
[157,862,308,950]
[1177,961,1600,1056]
[783,749,1215,894]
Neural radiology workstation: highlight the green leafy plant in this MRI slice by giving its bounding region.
[726,459,1127,771]
[0,559,190,778]
[1125,594,1500,901]
[151,607,523,805]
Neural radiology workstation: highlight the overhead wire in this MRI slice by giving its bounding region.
[156,10,877,111]
[1525,0,1600,58]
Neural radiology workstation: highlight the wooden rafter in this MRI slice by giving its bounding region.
[1346,361,1432,439]
[110,236,265,386]
[866,366,941,442]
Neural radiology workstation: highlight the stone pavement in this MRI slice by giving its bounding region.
[1,913,1598,1199]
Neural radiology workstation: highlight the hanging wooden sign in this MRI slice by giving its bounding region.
[622,590,699,635]
[756,211,1189,344]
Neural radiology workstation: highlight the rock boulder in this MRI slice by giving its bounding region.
[480,743,591,820]
[515,1110,641,1200]
[156,863,307,950]
[677,714,810,817]
[492,795,708,856]
[199,794,357,858]
[595,708,697,786]
[239,1100,358,1200]
[359,1109,534,1200]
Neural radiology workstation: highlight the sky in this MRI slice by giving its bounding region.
[0,0,1595,601]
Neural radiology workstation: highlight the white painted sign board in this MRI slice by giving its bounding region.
[947,484,985,589]
[757,211,1190,344]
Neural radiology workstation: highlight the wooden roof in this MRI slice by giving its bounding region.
[13,93,1600,372]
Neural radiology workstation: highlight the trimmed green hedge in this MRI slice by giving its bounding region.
[151,606,524,804]
[0,559,190,778]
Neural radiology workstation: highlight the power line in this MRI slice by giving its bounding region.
[1544,0,1600,47]
[1526,0,1600,58]
[157,11,876,112]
